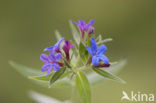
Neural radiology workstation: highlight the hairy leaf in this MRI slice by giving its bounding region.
[97,38,113,45]
[93,68,126,84]
[29,74,52,81]
[49,67,66,85]
[96,35,102,42]
[75,71,91,103]
[55,30,62,41]
[63,58,72,69]
[30,77,71,88]
[79,42,89,64]
[69,21,80,45]
[9,61,44,77]
[88,59,127,85]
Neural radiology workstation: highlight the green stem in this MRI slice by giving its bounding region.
[78,65,92,71]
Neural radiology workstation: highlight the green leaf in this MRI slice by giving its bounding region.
[29,74,52,81]
[55,30,62,41]
[86,33,91,46]
[49,67,66,86]
[79,42,89,64]
[69,21,80,45]
[30,77,72,88]
[9,61,71,88]
[75,71,91,103]
[88,59,127,85]
[63,58,72,69]
[96,35,102,42]
[97,38,113,45]
[93,68,125,84]
[9,61,44,77]
[52,78,72,87]
[107,59,127,74]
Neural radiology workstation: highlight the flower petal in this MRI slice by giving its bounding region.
[52,63,60,71]
[65,41,70,46]
[72,21,77,25]
[43,46,53,51]
[55,37,64,48]
[97,44,107,55]
[55,53,62,61]
[91,38,97,54]
[40,54,49,63]
[86,46,93,55]
[78,20,85,25]
[92,56,100,66]
[46,68,52,76]
[49,54,55,61]
[98,55,109,64]
[51,38,64,54]
[88,19,94,26]
[41,63,52,72]
[70,44,75,48]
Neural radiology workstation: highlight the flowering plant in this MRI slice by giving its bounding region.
[9,20,126,103]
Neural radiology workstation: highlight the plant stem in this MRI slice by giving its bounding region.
[78,65,92,71]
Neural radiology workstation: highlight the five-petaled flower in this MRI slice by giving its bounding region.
[40,53,62,76]
[44,38,64,54]
[72,20,94,39]
[62,41,74,61]
[86,38,110,66]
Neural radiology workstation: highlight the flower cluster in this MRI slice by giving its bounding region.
[40,19,110,76]
[40,38,74,76]
[9,19,125,103]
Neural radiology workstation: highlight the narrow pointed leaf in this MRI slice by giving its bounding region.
[49,67,66,85]
[75,71,91,103]
[96,35,102,42]
[63,58,72,68]
[55,30,62,41]
[107,59,127,74]
[9,61,71,88]
[9,61,44,77]
[30,77,72,88]
[79,42,89,64]
[86,33,91,46]
[97,38,113,45]
[29,74,52,81]
[88,59,127,85]
[69,21,80,45]
[93,68,126,84]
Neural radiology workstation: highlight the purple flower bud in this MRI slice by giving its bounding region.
[62,41,74,61]
[95,63,110,68]
[88,27,95,37]
[72,20,95,39]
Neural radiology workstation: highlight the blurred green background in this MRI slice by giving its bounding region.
[0,0,156,103]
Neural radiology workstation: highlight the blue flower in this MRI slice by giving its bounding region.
[44,38,64,54]
[40,53,62,76]
[86,38,109,66]
[72,20,94,38]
